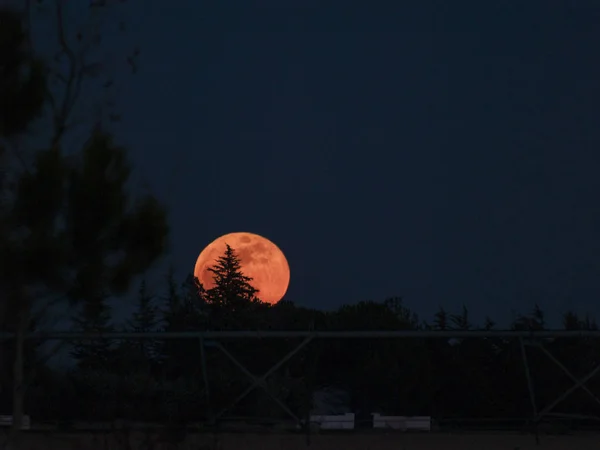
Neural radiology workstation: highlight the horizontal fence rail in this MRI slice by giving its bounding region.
[2,330,600,340]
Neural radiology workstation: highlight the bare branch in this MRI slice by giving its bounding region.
[51,0,80,148]
[54,0,76,63]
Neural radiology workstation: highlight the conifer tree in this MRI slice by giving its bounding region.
[483,316,495,330]
[205,244,259,310]
[160,270,204,378]
[450,305,471,330]
[162,270,202,333]
[128,280,158,360]
[130,280,158,331]
[71,297,114,370]
[433,307,449,330]
[532,303,545,329]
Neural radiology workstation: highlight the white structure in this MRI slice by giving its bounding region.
[0,415,31,430]
[310,413,355,430]
[372,414,431,431]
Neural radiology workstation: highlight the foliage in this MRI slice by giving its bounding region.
[2,5,600,426]
[126,279,160,361]
[0,1,167,434]
[43,248,600,427]
[205,244,259,307]
[71,296,114,370]
[14,259,600,429]
[0,8,46,139]
[6,126,168,365]
[18,246,600,426]
[0,0,164,302]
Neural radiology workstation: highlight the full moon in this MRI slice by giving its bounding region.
[194,232,290,305]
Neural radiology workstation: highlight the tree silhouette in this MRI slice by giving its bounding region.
[433,307,449,330]
[124,280,160,362]
[160,271,204,375]
[71,296,114,370]
[205,244,259,311]
[0,4,169,433]
[7,276,600,430]
[450,305,471,331]
[0,7,46,139]
[130,280,159,334]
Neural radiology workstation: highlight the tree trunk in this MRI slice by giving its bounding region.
[0,297,7,406]
[9,299,29,447]
[12,315,24,431]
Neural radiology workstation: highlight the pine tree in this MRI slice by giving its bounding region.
[159,270,204,377]
[71,297,114,370]
[183,273,206,308]
[162,270,202,333]
[205,244,259,310]
[512,304,545,331]
[531,303,545,329]
[483,316,496,330]
[159,269,182,371]
[450,305,471,330]
[433,307,449,330]
[563,310,582,330]
[130,280,158,332]
[128,280,158,360]
[165,267,181,314]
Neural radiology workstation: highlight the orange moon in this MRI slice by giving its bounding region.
[194,232,290,305]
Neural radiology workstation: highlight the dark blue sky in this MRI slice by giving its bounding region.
[110,1,600,326]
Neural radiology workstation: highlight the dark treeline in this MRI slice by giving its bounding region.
[5,245,600,427]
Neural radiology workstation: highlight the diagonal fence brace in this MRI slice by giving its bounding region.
[533,343,600,419]
[520,338,538,419]
[214,336,314,423]
[199,337,213,421]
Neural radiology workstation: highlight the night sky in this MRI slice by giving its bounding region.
[106,1,600,326]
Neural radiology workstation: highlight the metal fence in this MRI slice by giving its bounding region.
[1,330,599,438]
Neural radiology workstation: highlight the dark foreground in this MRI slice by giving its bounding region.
[1,431,599,450]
